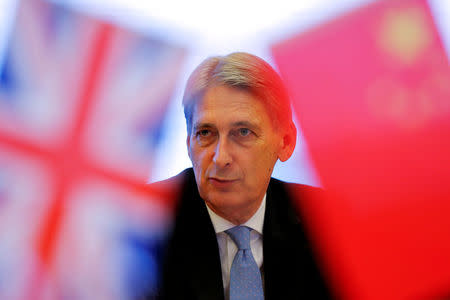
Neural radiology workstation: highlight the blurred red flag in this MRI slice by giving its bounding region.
[272,0,450,299]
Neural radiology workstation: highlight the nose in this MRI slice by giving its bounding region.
[212,137,232,168]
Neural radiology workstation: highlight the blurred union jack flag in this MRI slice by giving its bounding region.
[0,0,185,299]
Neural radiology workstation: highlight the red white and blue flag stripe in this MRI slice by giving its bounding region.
[0,0,185,299]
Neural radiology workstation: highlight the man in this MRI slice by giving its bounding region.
[152,52,333,300]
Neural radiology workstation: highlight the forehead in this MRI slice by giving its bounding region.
[192,85,272,127]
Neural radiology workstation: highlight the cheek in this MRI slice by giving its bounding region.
[253,147,278,174]
[239,149,272,178]
[190,146,210,172]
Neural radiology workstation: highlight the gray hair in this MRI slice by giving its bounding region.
[182,52,294,134]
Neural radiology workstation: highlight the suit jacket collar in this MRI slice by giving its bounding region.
[173,168,225,300]
[263,177,301,299]
[263,177,332,299]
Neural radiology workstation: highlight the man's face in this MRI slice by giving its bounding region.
[187,84,294,224]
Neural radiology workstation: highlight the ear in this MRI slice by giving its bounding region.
[278,123,297,162]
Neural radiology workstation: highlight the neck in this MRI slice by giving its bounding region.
[205,197,263,225]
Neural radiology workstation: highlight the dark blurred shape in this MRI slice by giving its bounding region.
[272,0,450,299]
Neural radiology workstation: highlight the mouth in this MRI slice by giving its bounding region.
[208,177,238,188]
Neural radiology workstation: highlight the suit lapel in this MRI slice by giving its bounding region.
[263,178,299,299]
[176,169,224,300]
[263,178,331,299]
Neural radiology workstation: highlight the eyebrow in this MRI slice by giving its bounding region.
[231,121,261,131]
[193,121,261,132]
[193,123,215,132]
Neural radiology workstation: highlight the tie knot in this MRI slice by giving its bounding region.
[226,226,251,250]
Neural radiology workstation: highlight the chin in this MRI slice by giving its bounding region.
[206,192,249,211]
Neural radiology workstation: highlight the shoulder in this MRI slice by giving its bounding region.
[270,177,322,191]
[149,168,195,194]
[147,168,196,214]
[150,168,194,188]
[268,177,324,202]
[266,177,324,227]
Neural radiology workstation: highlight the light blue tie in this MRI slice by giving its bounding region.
[226,226,264,300]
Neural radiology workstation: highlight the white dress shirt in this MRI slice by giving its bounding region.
[205,195,266,299]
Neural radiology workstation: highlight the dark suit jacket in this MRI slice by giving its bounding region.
[152,168,333,300]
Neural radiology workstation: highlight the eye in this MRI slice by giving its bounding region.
[238,128,251,137]
[196,129,212,138]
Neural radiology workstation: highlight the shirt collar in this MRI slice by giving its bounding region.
[206,194,266,235]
